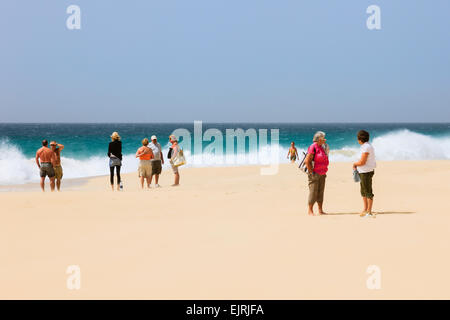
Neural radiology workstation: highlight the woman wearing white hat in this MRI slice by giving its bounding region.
[168,135,180,186]
[108,131,123,191]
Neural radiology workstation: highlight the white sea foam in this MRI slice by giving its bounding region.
[1,130,449,185]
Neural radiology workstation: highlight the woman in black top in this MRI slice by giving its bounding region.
[108,132,123,191]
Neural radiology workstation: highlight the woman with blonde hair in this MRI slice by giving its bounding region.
[136,138,154,189]
[108,132,122,191]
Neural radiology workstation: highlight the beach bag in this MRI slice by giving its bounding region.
[298,147,316,173]
[109,156,121,167]
[353,169,360,182]
[171,148,186,167]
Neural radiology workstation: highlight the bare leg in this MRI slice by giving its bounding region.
[172,172,180,186]
[149,175,153,186]
[50,177,55,192]
[318,202,326,215]
[308,204,314,216]
[360,197,368,216]
[155,174,159,185]
[56,178,61,191]
[367,198,374,216]
[111,184,114,191]
[140,176,144,189]
[40,177,45,192]
[146,178,151,188]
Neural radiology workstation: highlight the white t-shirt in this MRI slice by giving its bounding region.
[357,142,376,173]
[148,142,162,160]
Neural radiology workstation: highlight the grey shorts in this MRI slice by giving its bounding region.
[151,159,162,175]
[40,163,55,178]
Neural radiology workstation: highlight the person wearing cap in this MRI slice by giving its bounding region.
[136,138,154,189]
[108,132,123,191]
[168,135,180,186]
[50,141,65,191]
[148,135,164,188]
[35,139,56,192]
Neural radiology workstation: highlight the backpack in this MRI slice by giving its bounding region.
[299,146,316,173]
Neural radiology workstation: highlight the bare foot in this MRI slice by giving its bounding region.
[171,184,179,187]
[319,211,327,215]
[360,212,367,217]
[308,211,314,216]
[370,212,377,218]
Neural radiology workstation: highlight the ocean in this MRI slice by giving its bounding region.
[1,123,449,185]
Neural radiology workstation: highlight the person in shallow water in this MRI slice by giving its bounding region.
[304,131,329,216]
[108,132,123,191]
[35,139,56,192]
[287,141,299,162]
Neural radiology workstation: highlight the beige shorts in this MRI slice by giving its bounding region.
[138,160,152,178]
[54,166,63,180]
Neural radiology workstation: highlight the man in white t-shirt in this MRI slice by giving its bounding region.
[353,130,376,218]
[148,135,164,187]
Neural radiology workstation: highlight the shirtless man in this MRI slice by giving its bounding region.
[50,141,65,191]
[35,140,56,192]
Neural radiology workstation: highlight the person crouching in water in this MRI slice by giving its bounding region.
[136,138,154,189]
[353,130,377,218]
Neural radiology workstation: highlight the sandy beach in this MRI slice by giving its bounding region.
[1,160,450,299]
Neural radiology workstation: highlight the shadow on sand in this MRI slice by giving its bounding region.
[323,211,414,216]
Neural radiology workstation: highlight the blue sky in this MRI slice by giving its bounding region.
[1,0,449,122]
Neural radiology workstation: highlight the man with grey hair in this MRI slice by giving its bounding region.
[305,131,330,215]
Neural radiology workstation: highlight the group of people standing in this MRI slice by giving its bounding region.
[108,132,181,191]
[295,130,377,217]
[35,132,182,192]
[35,140,64,192]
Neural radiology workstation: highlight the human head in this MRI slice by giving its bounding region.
[111,132,121,141]
[357,130,370,144]
[42,139,48,147]
[50,141,57,150]
[169,135,178,144]
[142,138,149,146]
[151,135,157,143]
[313,131,326,145]
[291,141,295,147]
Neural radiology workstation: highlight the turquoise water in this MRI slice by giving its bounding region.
[0,123,449,185]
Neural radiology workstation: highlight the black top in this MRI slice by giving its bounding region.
[108,140,122,160]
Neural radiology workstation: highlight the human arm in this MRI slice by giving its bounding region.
[57,143,64,151]
[305,153,314,174]
[35,152,40,168]
[160,145,165,164]
[353,153,369,169]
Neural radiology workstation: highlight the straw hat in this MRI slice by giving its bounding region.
[111,132,121,141]
[169,134,178,142]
